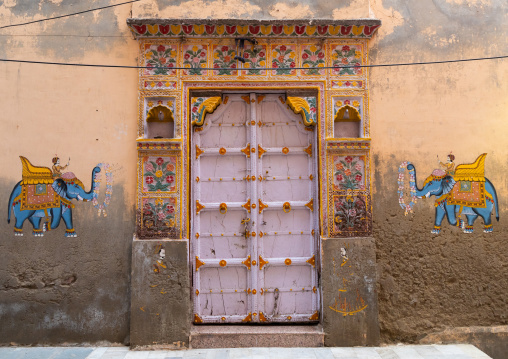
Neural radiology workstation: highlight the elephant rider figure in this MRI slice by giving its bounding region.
[437,152,455,176]
[52,156,70,179]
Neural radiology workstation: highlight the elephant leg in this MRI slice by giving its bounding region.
[432,206,447,234]
[464,214,478,234]
[28,216,44,237]
[474,207,493,233]
[61,208,77,237]
[13,208,35,236]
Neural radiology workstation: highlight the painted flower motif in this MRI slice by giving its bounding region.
[213,45,237,75]
[242,45,267,75]
[142,198,177,233]
[183,45,207,75]
[272,45,296,75]
[334,156,365,191]
[333,44,363,76]
[144,44,177,76]
[143,156,177,192]
[145,162,154,172]
[334,195,367,234]
[352,101,360,108]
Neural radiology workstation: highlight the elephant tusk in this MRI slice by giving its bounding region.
[425,193,431,198]
[77,195,84,201]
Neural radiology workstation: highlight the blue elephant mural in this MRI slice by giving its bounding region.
[399,154,499,234]
[7,156,101,237]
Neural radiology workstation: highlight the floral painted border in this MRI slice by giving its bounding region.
[213,45,237,75]
[331,44,363,76]
[301,45,325,76]
[141,197,178,234]
[271,45,296,76]
[128,23,381,39]
[143,44,177,76]
[242,44,267,76]
[333,155,366,191]
[142,155,178,193]
[182,45,208,76]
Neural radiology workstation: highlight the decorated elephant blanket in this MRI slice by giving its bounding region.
[20,184,60,211]
[448,181,486,208]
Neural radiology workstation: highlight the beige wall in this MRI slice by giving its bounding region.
[0,0,507,349]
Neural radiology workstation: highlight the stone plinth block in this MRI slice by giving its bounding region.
[321,236,380,346]
[130,238,190,348]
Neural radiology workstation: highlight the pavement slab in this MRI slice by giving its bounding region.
[0,345,492,359]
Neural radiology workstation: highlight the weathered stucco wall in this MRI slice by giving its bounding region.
[0,0,139,344]
[368,1,508,357]
[0,0,507,352]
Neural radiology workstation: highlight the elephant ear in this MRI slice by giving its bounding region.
[442,176,456,195]
[52,179,68,198]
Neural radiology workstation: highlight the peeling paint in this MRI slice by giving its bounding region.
[269,2,315,19]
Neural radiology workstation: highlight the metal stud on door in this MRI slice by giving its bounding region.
[192,93,319,323]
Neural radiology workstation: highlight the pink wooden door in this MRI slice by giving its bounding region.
[192,93,319,323]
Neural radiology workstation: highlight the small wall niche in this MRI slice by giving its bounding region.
[332,97,363,138]
[144,98,175,139]
[334,105,361,138]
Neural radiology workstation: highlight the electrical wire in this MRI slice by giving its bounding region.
[0,55,506,70]
[0,0,141,30]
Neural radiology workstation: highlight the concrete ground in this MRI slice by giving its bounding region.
[0,345,492,358]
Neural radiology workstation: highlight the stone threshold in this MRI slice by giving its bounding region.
[190,324,324,349]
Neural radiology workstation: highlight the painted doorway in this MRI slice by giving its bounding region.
[192,93,319,323]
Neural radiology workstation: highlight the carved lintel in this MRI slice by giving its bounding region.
[196,200,205,214]
[195,256,205,271]
[305,198,314,212]
[286,97,317,127]
[242,255,251,270]
[192,97,222,127]
[195,145,204,159]
[306,254,316,268]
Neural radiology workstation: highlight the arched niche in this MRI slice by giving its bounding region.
[146,105,174,139]
[334,105,361,138]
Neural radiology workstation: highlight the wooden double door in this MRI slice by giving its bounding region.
[192,93,319,323]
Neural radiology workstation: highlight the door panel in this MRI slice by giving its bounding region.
[192,93,318,323]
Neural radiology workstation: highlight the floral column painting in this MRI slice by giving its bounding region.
[329,151,371,237]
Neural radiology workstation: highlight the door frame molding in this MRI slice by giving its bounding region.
[184,82,326,325]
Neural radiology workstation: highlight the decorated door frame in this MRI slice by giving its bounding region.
[189,92,320,323]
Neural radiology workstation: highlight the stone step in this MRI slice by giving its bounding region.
[189,325,324,348]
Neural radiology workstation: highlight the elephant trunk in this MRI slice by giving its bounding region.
[406,163,425,196]
[82,166,101,200]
